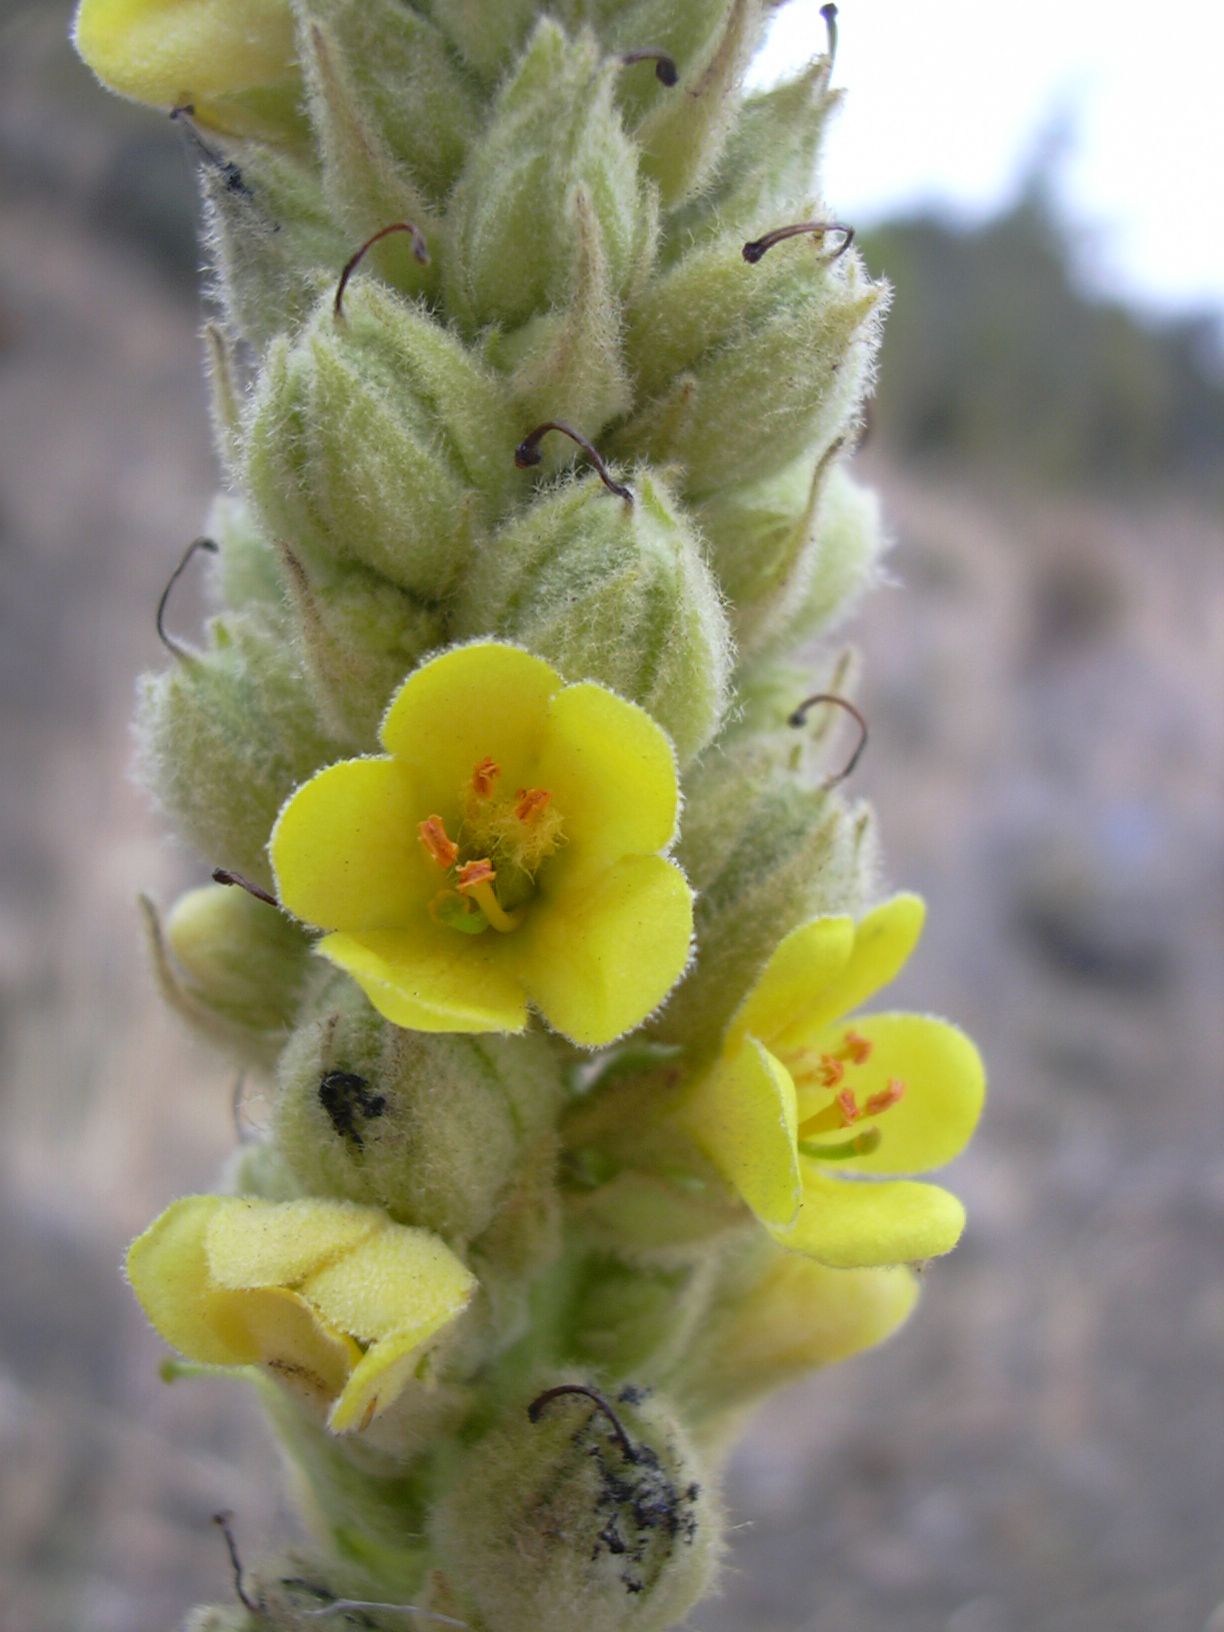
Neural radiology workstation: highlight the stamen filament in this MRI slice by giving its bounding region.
[798,1126,880,1161]
[457,861,522,932]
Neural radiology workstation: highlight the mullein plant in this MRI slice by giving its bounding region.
[75,2,985,1628]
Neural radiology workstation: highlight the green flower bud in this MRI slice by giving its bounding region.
[582,0,734,140]
[275,977,565,1247]
[443,21,657,334]
[203,495,287,618]
[566,1251,718,1382]
[201,140,348,352]
[294,0,478,205]
[278,544,444,746]
[451,468,732,763]
[415,0,542,84]
[430,1379,719,1632]
[245,283,515,599]
[159,880,308,1040]
[656,736,876,1046]
[615,234,885,495]
[136,611,339,891]
[764,462,890,653]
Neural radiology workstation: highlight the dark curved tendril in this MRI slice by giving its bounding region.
[514,422,633,503]
[334,222,430,319]
[211,867,280,908]
[821,3,839,73]
[742,220,855,264]
[156,536,218,660]
[527,1383,638,1462]
[212,1512,258,1614]
[619,47,679,86]
[788,693,869,788]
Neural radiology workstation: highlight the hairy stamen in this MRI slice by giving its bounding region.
[334,221,430,319]
[514,421,633,503]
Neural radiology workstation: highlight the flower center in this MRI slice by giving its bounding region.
[417,757,564,935]
[782,1029,906,1160]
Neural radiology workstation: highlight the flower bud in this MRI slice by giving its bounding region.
[430,1379,720,1632]
[162,879,307,1038]
[452,469,731,763]
[203,495,287,618]
[245,284,515,598]
[136,612,339,891]
[415,0,542,83]
[443,21,657,334]
[765,463,890,653]
[275,976,565,1248]
[615,234,885,495]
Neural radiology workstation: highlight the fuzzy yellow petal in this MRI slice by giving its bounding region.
[520,855,693,1046]
[379,644,560,820]
[723,1254,920,1374]
[203,1197,382,1290]
[126,1195,252,1365]
[318,926,528,1034]
[533,681,680,866]
[271,757,429,933]
[727,914,856,1052]
[680,1039,802,1229]
[802,1012,986,1177]
[230,1285,362,1402]
[775,894,926,1053]
[73,0,297,107]
[774,1167,966,1268]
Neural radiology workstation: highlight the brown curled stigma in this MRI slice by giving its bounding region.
[514,422,633,503]
[527,1383,638,1463]
[212,1512,258,1615]
[742,220,855,264]
[156,535,218,660]
[334,221,430,319]
[788,693,869,788]
[619,47,679,86]
[211,867,280,909]
[821,3,839,71]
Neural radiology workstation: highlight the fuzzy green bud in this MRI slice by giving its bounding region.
[443,21,657,334]
[163,881,308,1036]
[245,284,515,599]
[765,462,890,652]
[136,611,339,891]
[430,1379,719,1632]
[415,0,542,83]
[203,495,287,618]
[275,977,565,1249]
[615,234,885,495]
[452,469,732,763]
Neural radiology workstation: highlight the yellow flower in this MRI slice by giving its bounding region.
[72,0,300,138]
[678,895,985,1268]
[270,643,694,1047]
[126,1195,476,1433]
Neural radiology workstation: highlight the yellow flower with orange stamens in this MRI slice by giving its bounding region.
[270,643,693,1046]
[677,895,985,1268]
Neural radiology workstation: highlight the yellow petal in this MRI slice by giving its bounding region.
[319,926,528,1034]
[726,914,856,1052]
[126,1195,253,1365]
[271,757,430,933]
[532,682,680,866]
[234,1285,361,1404]
[775,1167,966,1268]
[300,1223,477,1343]
[520,855,693,1045]
[791,894,926,1045]
[204,1197,382,1290]
[379,644,560,820]
[719,1253,919,1375]
[679,1039,801,1229]
[801,1012,985,1176]
[73,0,298,106]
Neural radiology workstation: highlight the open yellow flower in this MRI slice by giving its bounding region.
[270,642,693,1047]
[127,1195,476,1433]
[677,895,985,1268]
[73,0,300,138]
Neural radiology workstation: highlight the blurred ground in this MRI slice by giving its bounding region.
[2,10,1223,1632]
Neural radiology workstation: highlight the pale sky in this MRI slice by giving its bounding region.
[752,0,1224,317]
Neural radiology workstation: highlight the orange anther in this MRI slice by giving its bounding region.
[515,787,552,823]
[843,1029,873,1065]
[836,1088,861,1125]
[865,1078,906,1117]
[817,1054,845,1088]
[471,756,500,797]
[456,857,495,894]
[418,815,458,870]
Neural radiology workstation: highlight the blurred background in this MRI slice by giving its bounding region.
[1,1,1221,1629]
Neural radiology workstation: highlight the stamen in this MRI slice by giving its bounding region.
[514,787,552,823]
[470,757,500,798]
[527,1383,639,1464]
[817,1053,844,1087]
[787,692,869,789]
[211,867,279,908]
[798,1126,881,1161]
[456,858,495,893]
[514,421,633,503]
[156,535,218,660]
[843,1029,873,1065]
[865,1078,906,1116]
[457,861,521,933]
[619,47,679,86]
[334,221,430,320]
[418,815,458,870]
[742,221,855,264]
[836,1087,861,1125]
